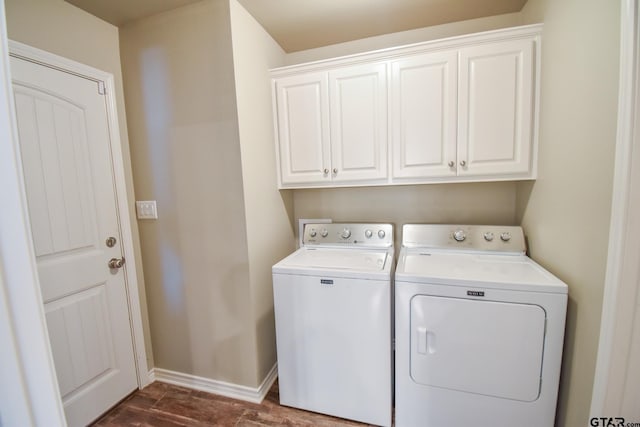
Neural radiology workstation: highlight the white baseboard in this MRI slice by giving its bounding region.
[147,368,156,383]
[147,363,277,404]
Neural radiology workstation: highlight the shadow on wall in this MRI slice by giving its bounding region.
[138,46,194,372]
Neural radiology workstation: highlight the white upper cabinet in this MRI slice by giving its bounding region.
[457,38,534,177]
[274,72,330,185]
[329,63,388,182]
[271,24,541,188]
[391,51,458,179]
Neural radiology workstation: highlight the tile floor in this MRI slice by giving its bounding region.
[92,380,377,426]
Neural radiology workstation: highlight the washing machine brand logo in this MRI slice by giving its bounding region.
[320,279,334,285]
[467,290,485,297]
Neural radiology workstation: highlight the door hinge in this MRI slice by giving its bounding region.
[97,81,106,95]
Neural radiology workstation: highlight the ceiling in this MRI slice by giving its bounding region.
[65,0,528,52]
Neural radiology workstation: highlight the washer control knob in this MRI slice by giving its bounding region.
[453,229,466,242]
[500,232,512,242]
[309,229,317,237]
[365,229,373,238]
[320,228,328,238]
[341,228,351,239]
[378,230,386,239]
[483,232,494,242]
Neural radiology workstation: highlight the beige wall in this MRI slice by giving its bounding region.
[4,0,154,369]
[229,0,294,383]
[516,0,620,426]
[120,0,261,386]
[285,12,522,64]
[293,183,518,247]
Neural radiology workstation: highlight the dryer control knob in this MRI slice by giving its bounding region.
[500,232,512,242]
[483,232,494,242]
[378,230,386,239]
[453,229,466,242]
[365,229,373,238]
[309,229,317,237]
[341,228,351,239]
[320,229,328,238]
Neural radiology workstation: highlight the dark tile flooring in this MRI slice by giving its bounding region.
[92,380,376,426]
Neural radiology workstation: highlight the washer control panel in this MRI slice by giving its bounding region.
[402,224,526,253]
[303,223,393,248]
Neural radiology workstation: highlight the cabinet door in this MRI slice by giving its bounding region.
[458,39,534,177]
[329,63,388,182]
[274,72,331,185]
[391,51,457,179]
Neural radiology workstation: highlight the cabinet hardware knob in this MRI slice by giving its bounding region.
[448,161,454,167]
[333,168,338,174]
[323,168,329,174]
[460,160,467,167]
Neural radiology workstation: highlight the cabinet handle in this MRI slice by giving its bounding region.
[448,161,454,168]
[323,168,329,174]
[460,160,467,167]
[333,168,338,174]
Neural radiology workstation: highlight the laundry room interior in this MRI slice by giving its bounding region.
[0,0,630,426]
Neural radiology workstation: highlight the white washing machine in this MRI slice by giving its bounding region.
[272,223,394,427]
[395,224,568,427]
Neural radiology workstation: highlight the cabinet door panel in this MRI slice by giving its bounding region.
[275,73,330,185]
[329,63,387,182]
[458,39,534,177]
[391,52,457,178]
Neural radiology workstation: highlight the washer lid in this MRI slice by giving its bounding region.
[396,250,567,293]
[273,248,391,280]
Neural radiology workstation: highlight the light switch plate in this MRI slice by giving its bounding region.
[136,200,158,219]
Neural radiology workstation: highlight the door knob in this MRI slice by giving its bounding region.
[108,257,126,269]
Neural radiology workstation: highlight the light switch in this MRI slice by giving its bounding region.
[136,200,158,219]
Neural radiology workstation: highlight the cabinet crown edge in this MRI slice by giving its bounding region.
[270,23,543,77]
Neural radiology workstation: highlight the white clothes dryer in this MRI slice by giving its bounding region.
[273,223,394,427]
[395,224,567,427]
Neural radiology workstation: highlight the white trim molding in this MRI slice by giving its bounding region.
[591,0,640,418]
[7,40,150,388]
[0,5,66,425]
[151,364,278,404]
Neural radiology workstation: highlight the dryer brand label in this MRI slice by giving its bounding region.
[320,279,334,285]
[467,290,485,297]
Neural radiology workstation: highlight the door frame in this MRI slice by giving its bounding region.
[0,3,66,424]
[8,40,150,388]
[590,0,640,417]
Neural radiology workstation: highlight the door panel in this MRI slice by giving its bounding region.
[458,39,534,176]
[275,72,330,185]
[329,63,387,182]
[391,51,457,178]
[410,295,545,402]
[11,55,137,427]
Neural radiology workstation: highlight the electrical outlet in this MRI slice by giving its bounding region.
[136,200,158,219]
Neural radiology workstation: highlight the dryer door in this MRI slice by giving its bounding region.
[410,295,545,401]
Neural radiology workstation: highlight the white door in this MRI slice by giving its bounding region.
[458,39,534,177]
[10,55,137,426]
[329,63,388,182]
[274,72,331,186]
[410,295,545,402]
[391,51,458,179]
